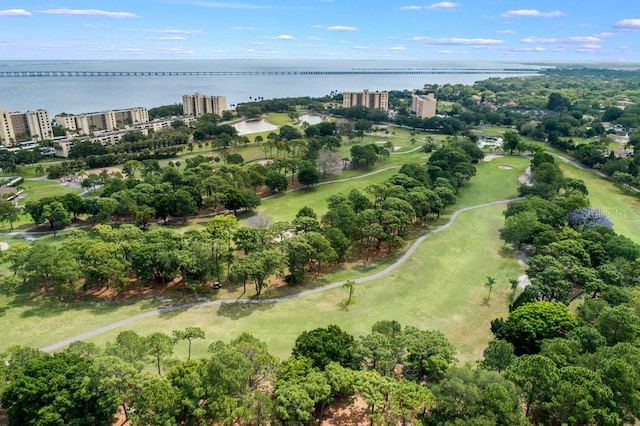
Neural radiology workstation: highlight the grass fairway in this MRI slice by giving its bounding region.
[20,179,82,201]
[77,203,522,363]
[556,161,640,243]
[457,156,528,208]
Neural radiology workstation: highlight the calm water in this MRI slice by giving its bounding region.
[0,60,538,115]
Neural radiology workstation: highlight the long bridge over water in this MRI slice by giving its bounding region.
[0,69,538,78]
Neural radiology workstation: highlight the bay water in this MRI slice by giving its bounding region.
[0,59,537,115]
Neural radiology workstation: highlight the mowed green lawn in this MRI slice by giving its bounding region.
[252,168,401,223]
[0,151,527,363]
[556,161,640,243]
[77,203,522,364]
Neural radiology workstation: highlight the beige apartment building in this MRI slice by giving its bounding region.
[55,107,149,135]
[411,93,437,118]
[342,89,389,111]
[0,109,52,146]
[183,93,227,117]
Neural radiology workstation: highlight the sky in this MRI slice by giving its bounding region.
[1,0,640,62]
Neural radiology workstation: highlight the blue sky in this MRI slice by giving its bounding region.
[2,0,640,62]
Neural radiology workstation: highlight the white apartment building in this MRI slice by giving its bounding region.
[55,107,149,135]
[411,93,437,119]
[0,109,52,146]
[182,93,227,117]
[342,89,389,111]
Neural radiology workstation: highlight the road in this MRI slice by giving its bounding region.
[41,196,520,352]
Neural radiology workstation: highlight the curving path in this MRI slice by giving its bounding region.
[41,197,521,353]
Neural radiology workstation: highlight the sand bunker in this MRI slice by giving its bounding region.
[519,174,533,185]
[498,165,513,170]
[483,154,504,162]
[0,242,9,251]
[517,274,531,289]
[394,146,403,151]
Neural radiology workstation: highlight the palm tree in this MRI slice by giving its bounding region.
[485,276,497,301]
[342,280,355,305]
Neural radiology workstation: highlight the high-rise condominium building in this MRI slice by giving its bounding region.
[182,93,227,117]
[55,107,149,135]
[411,93,437,119]
[0,109,52,146]
[342,89,389,111]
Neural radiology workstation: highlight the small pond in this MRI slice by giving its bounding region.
[298,114,323,125]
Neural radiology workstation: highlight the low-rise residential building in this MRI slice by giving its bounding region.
[55,107,149,135]
[411,93,437,119]
[342,89,389,110]
[0,109,52,146]
[183,93,227,117]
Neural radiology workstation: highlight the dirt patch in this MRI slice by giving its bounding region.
[85,166,122,176]
[256,159,272,165]
[321,394,368,425]
[483,154,504,162]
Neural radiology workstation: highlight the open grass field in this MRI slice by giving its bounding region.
[0,149,528,363]
[556,161,640,243]
[74,203,522,363]
[2,121,636,367]
[20,178,82,201]
[252,167,401,223]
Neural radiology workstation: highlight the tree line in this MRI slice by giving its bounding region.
[9,138,480,298]
[484,151,640,424]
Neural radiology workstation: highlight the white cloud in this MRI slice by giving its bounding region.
[231,26,254,30]
[401,2,458,11]
[327,25,357,32]
[410,36,504,45]
[128,29,203,35]
[614,19,640,30]
[353,46,370,50]
[41,8,138,18]
[307,36,323,41]
[436,50,453,54]
[512,47,546,52]
[172,1,307,10]
[157,47,195,55]
[576,45,602,53]
[496,29,515,34]
[427,2,459,10]
[154,36,187,41]
[502,9,564,18]
[383,45,406,50]
[521,36,601,44]
[0,9,31,17]
[274,34,295,40]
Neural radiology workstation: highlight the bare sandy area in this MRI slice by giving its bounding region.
[483,154,504,162]
[517,274,531,289]
[519,174,533,185]
[0,242,8,251]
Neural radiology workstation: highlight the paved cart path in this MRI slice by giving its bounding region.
[42,197,520,352]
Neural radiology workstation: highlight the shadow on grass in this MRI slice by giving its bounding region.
[10,291,165,319]
[216,300,275,320]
